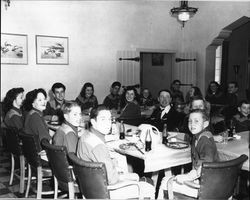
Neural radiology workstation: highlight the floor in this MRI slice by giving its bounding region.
[0,145,249,199]
[0,146,55,198]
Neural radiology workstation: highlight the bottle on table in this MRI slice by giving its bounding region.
[145,130,152,152]
[111,116,118,135]
[162,123,168,144]
[228,119,235,137]
[119,120,125,140]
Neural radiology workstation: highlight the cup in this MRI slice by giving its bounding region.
[222,131,228,144]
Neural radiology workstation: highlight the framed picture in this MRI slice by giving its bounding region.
[36,35,69,65]
[152,53,164,66]
[1,33,28,64]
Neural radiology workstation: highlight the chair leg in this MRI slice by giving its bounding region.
[37,166,42,199]
[19,155,25,193]
[167,176,175,200]
[68,182,75,199]
[9,153,14,185]
[25,164,31,198]
[54,176,58,199]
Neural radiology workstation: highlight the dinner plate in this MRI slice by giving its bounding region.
[119,143,142,151]
[165,141,189,149]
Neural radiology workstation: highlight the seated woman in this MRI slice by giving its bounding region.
[139,88,155,107]
[3,87,24,130]
[205,81,224,105]
[158,109,219,199]
[77,106,155,199]
[119,86,141,119]
[53,101,82,153]
[185,86,202,104]
[75,82,98,114]
[23,88,52,147]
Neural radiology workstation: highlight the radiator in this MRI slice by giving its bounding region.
[116,50,140,87]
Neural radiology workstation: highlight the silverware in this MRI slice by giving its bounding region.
[132,143,144,155]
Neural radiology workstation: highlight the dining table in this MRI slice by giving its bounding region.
[216,131,249,171]
[106,123,191,186]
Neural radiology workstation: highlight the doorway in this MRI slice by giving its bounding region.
[140,52,175,99]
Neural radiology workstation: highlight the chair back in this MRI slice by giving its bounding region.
[68,153,109,199]
[41,139,74,191]
[19,132,42,168]
[199,154,248,199]
[4,127,23,155]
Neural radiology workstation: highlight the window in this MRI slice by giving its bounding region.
[215,45,222,84]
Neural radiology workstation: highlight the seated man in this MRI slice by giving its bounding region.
[232,100,250,132]
[158,109,219,199]
[44,82,68,122]
[150,89,184,132]
[77,106,155,199]
[103,81,121,110]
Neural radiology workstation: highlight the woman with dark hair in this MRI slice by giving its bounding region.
[119,86,141,119]
[185,86,203,104]
[23,88,52,145]
[205,81,224,105]
[75,82,98,114]
[3,87,24,130]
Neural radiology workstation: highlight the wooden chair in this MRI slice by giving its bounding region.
[68,152,141,199]
[4,127,25,193]
[19,132,54,199]
[41,139,79,199]
[167,154,248,200]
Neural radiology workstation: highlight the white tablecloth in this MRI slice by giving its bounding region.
[216,131,249,171]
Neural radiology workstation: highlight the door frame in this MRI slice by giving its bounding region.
[136,48,176,92]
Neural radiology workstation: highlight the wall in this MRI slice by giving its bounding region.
[227,22,250,100]
[1,1,250,101]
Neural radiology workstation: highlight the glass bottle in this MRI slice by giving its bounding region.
[162,123,168,144]
[145,130,152,152]
[119,120,125,140]
[228,119,234,137]
[111,116,118,135]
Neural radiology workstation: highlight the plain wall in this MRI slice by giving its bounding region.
[1,1,250,101]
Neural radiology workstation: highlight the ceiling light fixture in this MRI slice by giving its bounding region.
[170,1,198,27]
[3,0,10,10]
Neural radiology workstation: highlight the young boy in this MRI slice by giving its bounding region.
[233,100,250,132]
[158,109,219,199]
[77,106,155,199]
[53,101,82,153]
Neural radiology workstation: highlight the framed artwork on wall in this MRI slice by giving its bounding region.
[152,53,164,66]
[1,33,28,65]
[36,35,69,65]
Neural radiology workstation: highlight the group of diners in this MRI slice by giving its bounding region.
[1,79,250,199]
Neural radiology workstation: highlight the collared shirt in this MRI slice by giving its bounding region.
[103,94,121,110]
[191,129,219,170]
[53,121,79,153]
[77,127,119,185]
[24,108,51,147]
[43,99,67,121]
[4,107,23,130]
[160,105,171,119]
[75,95,98,111]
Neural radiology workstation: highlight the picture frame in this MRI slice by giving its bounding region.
[36,35,69,65]
[152,53,164,66]
[1,33,28,65]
